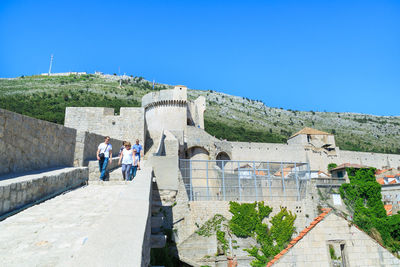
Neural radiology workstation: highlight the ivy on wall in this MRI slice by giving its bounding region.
[340,168,400,254]
[195,202,297,266]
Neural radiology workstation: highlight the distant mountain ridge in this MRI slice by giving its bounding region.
[0,74,399,154]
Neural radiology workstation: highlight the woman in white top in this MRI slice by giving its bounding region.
[118,142,134,181]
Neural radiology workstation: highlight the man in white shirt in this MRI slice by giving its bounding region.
[96,136,113,181]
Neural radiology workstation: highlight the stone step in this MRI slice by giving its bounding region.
[152,200,163,207]
[108,168,124,181]
[151,216,164,228]
[151,227,162,234]
[88,181,131,185]
[152,206,163,215]
[150,234,167,248]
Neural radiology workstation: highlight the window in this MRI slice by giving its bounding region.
[327,241,347,267]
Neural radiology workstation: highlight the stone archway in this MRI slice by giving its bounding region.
[186,146,209,160]
[216,151,230,169]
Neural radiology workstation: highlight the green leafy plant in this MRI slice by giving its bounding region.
[340,168,400,253]
[228,202,296,266]
[328,163,337,171]
[329,244,338,260]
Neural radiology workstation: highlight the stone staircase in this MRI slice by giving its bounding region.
[88,165,132,184]
[88,159,120,181]
[150,179,168,249]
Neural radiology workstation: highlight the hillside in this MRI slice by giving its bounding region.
[1,74,399,154]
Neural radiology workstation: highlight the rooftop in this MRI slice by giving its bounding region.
[289,127,332,139]
[330,163,369,172]
[267,208,332,266]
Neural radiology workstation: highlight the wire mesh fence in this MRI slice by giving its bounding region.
[179,159,310,201]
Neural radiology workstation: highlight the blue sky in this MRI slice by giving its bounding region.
[0,0,399,116]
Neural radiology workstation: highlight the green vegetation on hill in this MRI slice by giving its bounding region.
[189,90,400,154]
[0,75,399,154]
[0,75,166,124]
[204,117,286,143]
[0,90,140,124]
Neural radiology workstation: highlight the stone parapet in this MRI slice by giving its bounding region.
[65,107,145,147]
[73,131,123,167]
[141,86,187,107]
[0,167,88,217]
[60,164,153,267]
[0,108,76,175]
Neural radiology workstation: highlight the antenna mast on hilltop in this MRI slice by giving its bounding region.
[48,54,54,75]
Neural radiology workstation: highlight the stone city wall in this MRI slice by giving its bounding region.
[0,109,77,175]
[145,104,187,140]
[0,167,88,216]
[65,107,145,146]
[339,150,400,170]
[230,142,307,163]
[229,141,400,172]
[73,131,123,167]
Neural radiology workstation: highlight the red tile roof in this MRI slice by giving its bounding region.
[376,178,385,185]
[385,175,396,178]
[267,208,332,266]
[375,168,393,175]
[330,163,369,172]
[289,127,332,138]
[384,205,393,216]
[389,180,397,185]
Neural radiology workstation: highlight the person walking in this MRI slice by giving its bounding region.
[119,141,127,157]
[118,142,134,181]
[97,136,112,181]
[132,139,143,161]
[130,148,141,180]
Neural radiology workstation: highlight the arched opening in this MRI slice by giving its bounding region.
[186,146,209,160]
[216,152,230,169]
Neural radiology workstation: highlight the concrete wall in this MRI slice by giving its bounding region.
[64,107,145,146]
[0,167,88,216]
[274,213,400,267]
[0,109,77,175]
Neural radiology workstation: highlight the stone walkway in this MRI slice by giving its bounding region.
[0,184,127,267]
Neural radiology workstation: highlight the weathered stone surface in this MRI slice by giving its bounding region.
[0,183,130,266]
[65,107,145,150]
[0,167,88,216]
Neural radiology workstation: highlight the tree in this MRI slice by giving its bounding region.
[327,163,337,171]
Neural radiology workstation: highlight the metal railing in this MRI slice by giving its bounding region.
[179,159,311,201]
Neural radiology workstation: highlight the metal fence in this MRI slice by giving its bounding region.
[179,159,311,201]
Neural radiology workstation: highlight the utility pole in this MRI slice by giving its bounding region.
[48,54,54,75]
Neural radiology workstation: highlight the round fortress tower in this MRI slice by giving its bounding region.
[142,85,188,140]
